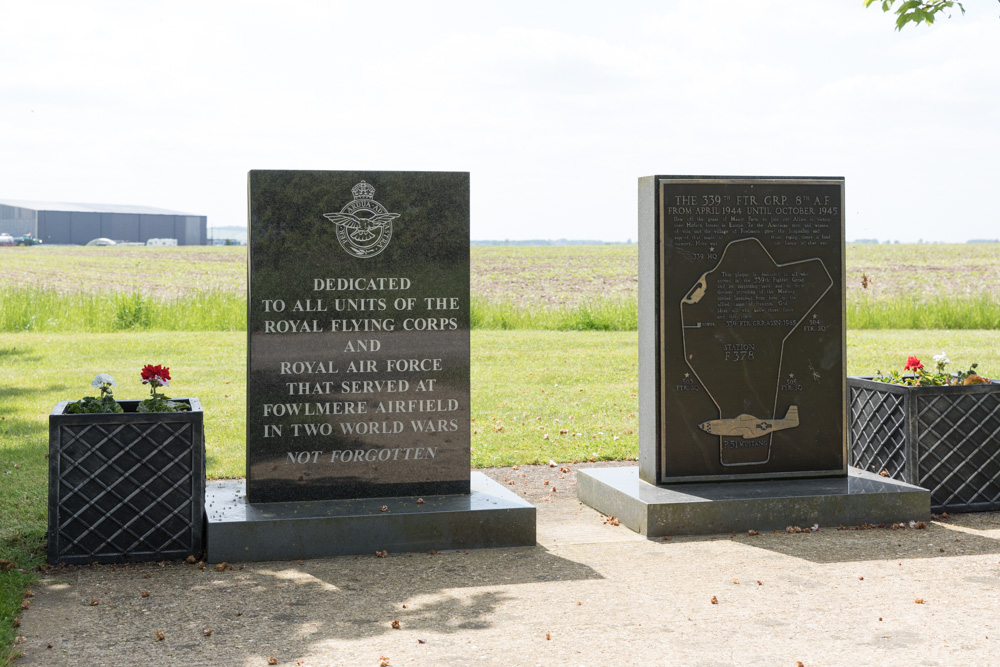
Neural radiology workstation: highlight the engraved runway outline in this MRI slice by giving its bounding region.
[678,237,833,466]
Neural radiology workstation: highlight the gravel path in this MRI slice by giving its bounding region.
[15,463,1000,666]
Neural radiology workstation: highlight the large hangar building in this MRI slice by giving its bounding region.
[0,200,207,245]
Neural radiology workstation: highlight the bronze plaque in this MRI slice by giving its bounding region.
[638,176,846,484]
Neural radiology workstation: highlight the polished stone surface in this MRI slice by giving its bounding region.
[205,472,536,562]
[578,466,929,537]
[639,176,846,484]
[247,170,470,502]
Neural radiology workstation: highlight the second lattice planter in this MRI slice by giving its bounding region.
[848,377,1000,513]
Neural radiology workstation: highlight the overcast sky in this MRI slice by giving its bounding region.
[2,1,997,242]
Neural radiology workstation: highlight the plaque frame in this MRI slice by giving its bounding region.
[638,175,847,485]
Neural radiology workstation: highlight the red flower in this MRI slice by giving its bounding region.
[904,356,923,372]
[141,364,171,384]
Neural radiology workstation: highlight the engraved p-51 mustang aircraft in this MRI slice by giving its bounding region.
[698,405,799,439]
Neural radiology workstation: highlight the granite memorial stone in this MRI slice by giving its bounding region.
[206,170,535,560]
[247,170,471,503]
[577,175,930,536]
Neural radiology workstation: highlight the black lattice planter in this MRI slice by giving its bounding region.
[848,377,1000,513]
[48,398,205,564]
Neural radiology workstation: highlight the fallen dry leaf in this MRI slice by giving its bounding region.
[710,596,719,604]
[141,591,150,598]
[391,619,400,629]
[268,657,278,665]
[376,550,388,558]
[747,529,760,536]
[379,657,390,667]
[89,598,99,606]
[24,590,33,598]
[546,632,551,640]
[185,555,196,564]
[732,578,739,585]
[154,630,165,641]
[198,561,206,570]
[203,629,213,637]
[756,580,763,586]
[20,600,29,610]
[215,562,228,572]
[915,598,925,604]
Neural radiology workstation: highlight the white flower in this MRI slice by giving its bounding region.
[933,353,950,372]
[91,373,116,387]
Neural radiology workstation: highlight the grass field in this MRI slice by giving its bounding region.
[4,242,999,304]
[3,243,999,331]
[0,246,246,297]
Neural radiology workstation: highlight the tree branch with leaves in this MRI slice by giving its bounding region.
[864,0,965,30]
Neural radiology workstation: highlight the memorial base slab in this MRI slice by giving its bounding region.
[577,467,930,537]
[205,472,535,562]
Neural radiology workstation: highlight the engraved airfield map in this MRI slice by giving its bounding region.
[657,177,845,482]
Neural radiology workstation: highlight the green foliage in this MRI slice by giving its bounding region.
[471,297,637,331]
[847,294,1000,329]
[112,292,153,329]
[63,376,123,413]
[864,0,965,30]
[63,395,123,414]
[0,287,246,333]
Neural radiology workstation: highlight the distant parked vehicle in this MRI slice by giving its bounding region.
[85,238,116,246]
[147,238,178,246]
[14,233,42,246]
[0,233,14,247]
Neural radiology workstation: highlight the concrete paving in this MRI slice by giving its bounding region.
[14,463,1000,666]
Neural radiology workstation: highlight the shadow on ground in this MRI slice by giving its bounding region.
[647,512,1000,564]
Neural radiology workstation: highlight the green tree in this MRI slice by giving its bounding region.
[864,0,965,30]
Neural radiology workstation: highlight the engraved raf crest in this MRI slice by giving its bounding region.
[323,181,400,258]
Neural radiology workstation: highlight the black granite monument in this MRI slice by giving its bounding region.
[246,171,471,503]
[577,176,929,534]
[204,170,535,560]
